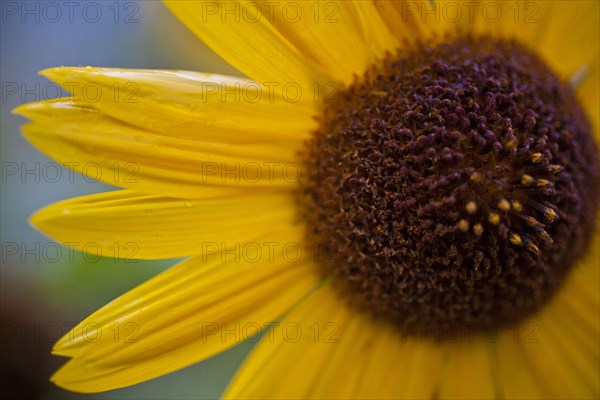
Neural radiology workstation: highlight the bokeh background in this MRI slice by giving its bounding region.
[1,1,254,398]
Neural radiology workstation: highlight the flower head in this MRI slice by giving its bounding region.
[15,1,600,398]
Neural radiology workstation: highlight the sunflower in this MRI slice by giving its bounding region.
[14,0,600,398]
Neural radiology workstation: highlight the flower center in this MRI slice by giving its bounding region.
[300,36,600,334]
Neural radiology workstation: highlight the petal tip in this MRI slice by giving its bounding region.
[11,103,31,117]
[38,66,69,81]
[28,206,57,234]
[28,210,44,229]
[50,360,125,394]
[50,368,91,394]
[39,66,102,86]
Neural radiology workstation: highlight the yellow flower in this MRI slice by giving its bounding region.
[14,1,600,398]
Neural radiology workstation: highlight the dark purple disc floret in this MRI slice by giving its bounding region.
[300,36,600,334]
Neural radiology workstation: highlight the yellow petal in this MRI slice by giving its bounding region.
[438,340,498,399]
[51,251,322,393]
[258,1,371,85]
[538,304,600,397]
[36,67,319,143]
[353,1,403,60]
[372,0,436,42]
[352,318,406,399]
[164,1,337,85]
[577,62,600,139]
[470,0,599,80]
[15,99,304,198]
[401,344,446,399]
[350,324,447,399]
[495,221,599,399]
[224,283,349,399]
[529,1,599,81]
[514,315,598,398]
[494,333,544,399]
[31,190,298,259]
[224,284,446,399]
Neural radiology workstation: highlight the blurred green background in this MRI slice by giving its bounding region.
[1,1,254,398]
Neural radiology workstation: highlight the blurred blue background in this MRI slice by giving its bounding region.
[1,1,253,398]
